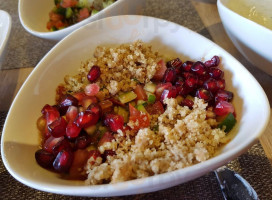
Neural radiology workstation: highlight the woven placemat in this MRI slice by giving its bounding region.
[1,110,272,199]
[0,0,211,70]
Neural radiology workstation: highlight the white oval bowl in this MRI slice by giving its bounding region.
[18,0,145,41]
[1,15,270,197]
[217,0,272,76]
[0,10,12,68]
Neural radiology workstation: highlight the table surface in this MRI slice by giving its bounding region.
[0,0,272,198]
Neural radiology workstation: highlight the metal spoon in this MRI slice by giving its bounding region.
[214,166,259,200]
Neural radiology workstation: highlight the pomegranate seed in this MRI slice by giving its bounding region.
[215,90,233,102]
[155,82,172,99]
[197,74,210,87]
[204,55,220,67]
[209,67,224,79]
[75,110,99,128]
[216,79,226,90]
[75,134,91,149]
[86,103,102,117]
[195,88,213,102]
[66,106,79,122]
[43,136,64,153]
[87,66,101,82]
[160,86,178,103]
[191,61,206,76]
[66,122,81,138]
[182,72,194,79]
[35,149,55,169]
[42,104,60,125]
[178,85,193,96]
[214,101,235,116]
[53,150,74,172]
[48,117,67,138]
[98,132,115,146]
[58,94,79,115]
[181,99,194,109]
[104,114,124,132]
[185,74,198,88]
[166,58,182,68]
[88,150,102,165]
[163,67,177,83]
[203,78,219,93]
[182,61,194,72]
[85,83,100,96]
[52,138,72,156]
[175,77,185,87]
[102,150,116,162]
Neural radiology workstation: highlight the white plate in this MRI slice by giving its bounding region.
[0,10,12,67]
[1,15,270,197]
[18,0,145,41]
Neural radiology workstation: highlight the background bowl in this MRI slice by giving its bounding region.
[18,0,145,41]
[0,10,12,69]
[217,0,272,76]
[1,15,270,197]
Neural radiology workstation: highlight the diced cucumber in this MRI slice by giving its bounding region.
[91,9,99,15]
[103,0,115,8]
[144,82,156,93]
[137,100,147,106]
[50,26,57,31]
[66,7,73,18]
[119,91,137,104]
[116,106,129,123]
[78,0,90,8]
[136,104,147,113]
[218,113,237,133]
[147,94,156,104]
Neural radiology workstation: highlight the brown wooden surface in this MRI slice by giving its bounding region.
[0,0,271,165]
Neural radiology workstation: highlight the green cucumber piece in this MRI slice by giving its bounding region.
[136,104,147,113]
[65,7,73,18]
[137,100,147,106]
[147,94,156,104]
[118,91,137,104]
[144,82,156,93]
[218,113,237,133]
[103,0,115,8]
[91,9,99,15]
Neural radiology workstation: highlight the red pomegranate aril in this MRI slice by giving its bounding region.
[66,122,81,138]
[175,77,185,87]
[66,106,79,122]
[204,55,220,67]
[209,67,224,79]
[75,111,99,128]
[48,117,67,138]
[163,67,177,83]
[98,132,115,147]
[43,136,64,153]
[182,61,194,72]
[185,74,198,88]
[87,65,101,82]
[215,90,233,102]
[195,88,213,102]
[53,150,74,173]
[35,149,55,169]
[58,94,79,115]
[203,78,219,93]
[42,104,60,125]
[155,82,172,99]
[86,103,102,117]
[85,83,100,96]
[181,99,194,109]
[104,114,124,132]
[166,58,182,68]
[216,79,226,90]
[214,101,235,116]
[75,134,91,149]
[52,138,72,156]
[191,61,206,76]
[178,85,193,96]
[160,86,178,103]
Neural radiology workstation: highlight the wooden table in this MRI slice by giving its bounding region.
[0,0,271,165]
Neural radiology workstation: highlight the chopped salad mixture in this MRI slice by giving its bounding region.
[35,41,236,184]
[47,0,116,31]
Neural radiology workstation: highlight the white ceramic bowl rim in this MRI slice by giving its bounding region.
[1,15,271,197]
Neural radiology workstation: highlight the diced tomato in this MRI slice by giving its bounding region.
[134,85,147,100]
[69,149,90,180]
[46,21,54,30]
[153,59,167,81]
[54,20,65,29]
[78,8,90,22]
[128,104,150,130]
[73,92,87,105]
[155,82,172,100]
[49,11,63,21]
[146,101,164,115]
[61,0,78,8]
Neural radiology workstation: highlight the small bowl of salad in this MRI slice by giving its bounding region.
[18,0,145,40]
[1,15,270,197]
